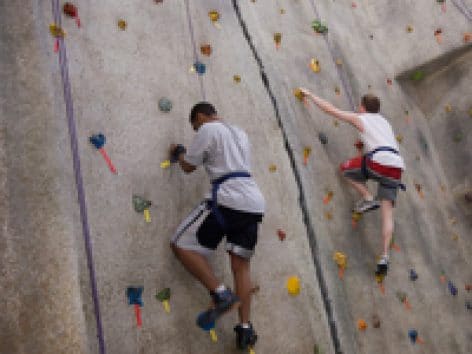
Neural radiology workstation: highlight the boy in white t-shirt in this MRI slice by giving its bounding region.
[168,102,264,350]
[300,88,405,276]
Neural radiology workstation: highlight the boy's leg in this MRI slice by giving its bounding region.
[230,253,252,323]
[345,177,373,200]
[171,244,219,292]
[380,199,394,257]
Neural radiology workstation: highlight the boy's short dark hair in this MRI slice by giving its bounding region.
[361,94,380,113]
[189,102,217,123]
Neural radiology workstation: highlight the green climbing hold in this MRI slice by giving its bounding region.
[410,71,425,81]
[453,132,463,142]
[158,97,172,112]
[156,287,171,302]
[312,20,328,34]
[132,195,151,213]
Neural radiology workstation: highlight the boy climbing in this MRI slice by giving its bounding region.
[169,102,264,350]
[299,88,405,276]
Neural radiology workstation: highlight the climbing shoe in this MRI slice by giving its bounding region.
[234,323,258,350]
[375,255,389,276]
[353,198,380,213]
[196,288,240,329]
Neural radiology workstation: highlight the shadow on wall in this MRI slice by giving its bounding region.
[397,45,472,220]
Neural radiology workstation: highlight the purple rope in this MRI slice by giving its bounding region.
[451,0,472,21]
[308,1,356,111]
[184,0,206,100]
[52,1,106,353]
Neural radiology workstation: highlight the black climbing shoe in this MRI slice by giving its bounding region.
[375,255,389,276]
[353,198,380,213]
[234,323,258,350]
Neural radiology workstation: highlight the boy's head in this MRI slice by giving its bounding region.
[189,102,217,131]
[360,94,380,113]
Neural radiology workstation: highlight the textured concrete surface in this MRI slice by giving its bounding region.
[1,1,471,353]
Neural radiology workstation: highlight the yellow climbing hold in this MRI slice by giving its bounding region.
[445,103,452,112]
[269,164,277,172]
[310,58,321,73]
[286,276,301,296]
[209,328,217,342]
[333,252,347,268]
[335,86,341,95]
[143,208,151,223]
[233,74,241,83]
[117,19,127,30]
[49,23,66,37]
[396,135,403,144]
[336,59,343,66]
[293,88,305,101]
[274,32,282,49]
[162,299,170,313]
[160,160,171,169]
[208,10,219,22]
[406,25,414,33]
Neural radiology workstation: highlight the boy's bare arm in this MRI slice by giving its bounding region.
[300,88,364,132]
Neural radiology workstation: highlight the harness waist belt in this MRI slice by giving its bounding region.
[361,146,406,191]
[211,171,251,227]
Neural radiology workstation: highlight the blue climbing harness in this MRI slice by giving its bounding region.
[210,171,251,228]
[361,146,406,191]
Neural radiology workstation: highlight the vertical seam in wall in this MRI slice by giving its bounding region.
[184,0,206,100]
[51,1,106,353]
[231,1,342,353]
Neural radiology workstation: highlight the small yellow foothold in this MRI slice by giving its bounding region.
[208,10,220,23]
[445,104,452,112]
[273,32,282,48]
[209,329,218,342]
[160,160,171,169]
[117,19,127,30]
[406,25,414,33]
[336,59,343,66]
[310,58,321,73]
[396,135,403,144]
[286,276,301,296]
[269,164,277,172]
[163,300,170,313]
[334,86,341,96]
[233,74,241,83]
[352,211,362,222]
[49,23,66,37]
[293,88,305,101]
[333,252,347,268]
[280,8,285,14]
[249,348,256,354]
[143,209,151,223]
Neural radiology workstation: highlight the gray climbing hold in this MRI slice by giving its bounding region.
[318,132,328,145]
[158,98,172,112]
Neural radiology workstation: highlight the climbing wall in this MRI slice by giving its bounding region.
[0,1,471,354]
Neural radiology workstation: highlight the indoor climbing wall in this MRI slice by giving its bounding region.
[0,1,471,354]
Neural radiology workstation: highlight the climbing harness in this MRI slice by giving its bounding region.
[361,146,406,191]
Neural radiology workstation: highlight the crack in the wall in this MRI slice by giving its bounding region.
[231,1,342,353]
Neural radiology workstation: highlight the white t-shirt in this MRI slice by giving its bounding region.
[184,121,265,214]
[358,113,405,170]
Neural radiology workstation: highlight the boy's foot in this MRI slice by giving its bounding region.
[375,255,389,276]
[234,323,258,350]
[353,198,380,213]
[196,288,240,329]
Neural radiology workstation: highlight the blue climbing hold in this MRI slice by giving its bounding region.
[194,61,206,75]
[89,133,106,149]
[409,269,418,281]
[408,329,418,343]
[196,310,216,331]
[448,281,458,296]
[127,286,144,307]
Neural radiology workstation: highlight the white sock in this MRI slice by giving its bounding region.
[241,323,250,329]
[365,195,374,202]
[215,284,227,294]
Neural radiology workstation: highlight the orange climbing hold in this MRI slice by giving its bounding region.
[274,32,282,49]
[435,28,443,43]
[357,319,367,331]
[464,33,472,43]
[200,44,212,56]
[323,191,333,205]
[303,147,311,165]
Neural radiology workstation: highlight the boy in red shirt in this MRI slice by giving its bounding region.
[300,88,405,275]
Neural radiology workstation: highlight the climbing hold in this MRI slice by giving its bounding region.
[192,61,206,75]
[375,273,385,285]
[63,2,81,27]
[280,8,286,14]
[466,301,472,310]
[351,2,357,8]
[155,0,163,3]
[369,34,374,40]
[158,97,172,112]
[233,74,241,83]
[372,314,381,328]
[160,160,171,169]
[309,58,321,73]
[273,32,282,49]
[318,132,328,145]
[352,211,362,222]
[390,236,400,252]
[286,276,301,296]
[208,10,220,23]
[464,191,472,203]
[89,133,117,174]
[334,86,341,96]
[312,20,328,34]
[386,78,393,86]
[357,319,367,331]
[293,88,306,101]
[324,211,333,220]
[414,183,424,199]
[132,195,152,222]
[434,28,442,43]
[354,139,364,151]
[396,135,403,144]
[323,190,333,205]
[410,71,425,81]
[49,23,66,38]
[333,252,347,279]
[409,269,418,281]
[156,288,171,313]
[464,32,472,43]
[303,147,312,165]
[117,19,127,31]
[333,120,339,127]
[445,103,452,112]
[268,164,277,172]
[277,229,286,241]
[451,233,459,241]
[437,0,447,12]
[408,329,419,343]
[440,270,446,284]
[313,344,322,354]
[396,291,412,310]
[406,25,414,33]
[127,286,144,327]
[200,43,212,56]
[335,59,343,66]
[448,281,458,296]
[197,311,218,342]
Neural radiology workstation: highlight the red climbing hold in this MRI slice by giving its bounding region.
[277,229,286,241]
[63,2,80,27]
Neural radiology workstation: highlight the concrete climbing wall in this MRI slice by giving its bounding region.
[0,1,471,354]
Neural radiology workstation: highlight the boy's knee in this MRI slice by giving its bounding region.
[230,253,249,273]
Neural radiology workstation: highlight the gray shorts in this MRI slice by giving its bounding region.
[340,156,403,203]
